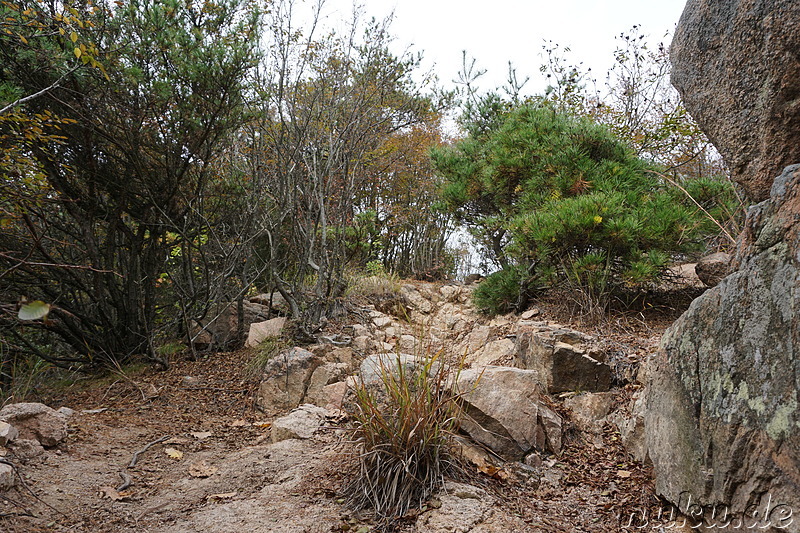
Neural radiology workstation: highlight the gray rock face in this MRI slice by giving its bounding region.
[271,404,329,443]
[514,325,610,394]
[456,366,561,460]
[256,348,320,413]
[415,482,491,533]
[643,165,800,527]
[670,0,800,202]
[695,252,732,287]
[358,353,419,385]
[0,403,67,447]
[0,421,18,446]
[245,317,286,348]
[0,462,14,491]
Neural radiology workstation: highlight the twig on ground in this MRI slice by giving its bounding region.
[115,472,132,492]
[128,435,170,468]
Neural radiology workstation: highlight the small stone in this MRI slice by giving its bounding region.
[695,252,732,287]
[245,317,287,348]
[181,375,202,388]
[56,407,75,418]
[520,308,540,320]
[524,452,542,468]
[0,422,18,446]
[0,463,15,490]
[372,316,392,328]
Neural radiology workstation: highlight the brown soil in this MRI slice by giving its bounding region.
[0,286,694,533]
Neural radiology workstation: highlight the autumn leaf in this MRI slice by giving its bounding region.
[165,447,184,460]
[18,300,50,321]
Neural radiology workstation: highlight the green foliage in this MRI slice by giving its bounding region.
[1,0,259,368]
[436,102,723,315]
[472,265,533,315]
[345,352,462,523]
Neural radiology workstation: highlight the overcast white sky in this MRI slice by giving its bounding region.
[315,0,688,95]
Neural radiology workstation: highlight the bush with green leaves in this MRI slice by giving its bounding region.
[433,102,730,314]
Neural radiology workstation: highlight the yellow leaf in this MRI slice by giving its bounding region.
[74,47,81,58]
[19,35,28,44]
[70,31,78,43]
[165,447,183,460]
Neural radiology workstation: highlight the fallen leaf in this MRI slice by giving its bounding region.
[189,460,218,478]
[190,431,212,440]
[230,419,247,427]
[207,491,237,501]
[251,421,271,428]
[165,447,184,460]
[617,470,632,478]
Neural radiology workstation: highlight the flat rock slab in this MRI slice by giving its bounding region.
[246,317,287,348]
[271,404,329,443]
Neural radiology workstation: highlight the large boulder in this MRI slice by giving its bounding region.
[643,165,800,528]
[0,403,67,447]
[456,366,561,460]
[670,0,800,202]
[245,317,286,348]
[514,324,610,394]
[256,348,320,413]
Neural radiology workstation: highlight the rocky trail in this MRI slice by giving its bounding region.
[1,280,698,532]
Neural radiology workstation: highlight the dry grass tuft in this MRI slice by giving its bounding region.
[344,351,463,527]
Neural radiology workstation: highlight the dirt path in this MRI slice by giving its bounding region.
[1,281,686,532]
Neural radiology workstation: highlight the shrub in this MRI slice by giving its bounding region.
[434,102,728,315]
[345,352,462,524]
[472,265,533,315]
